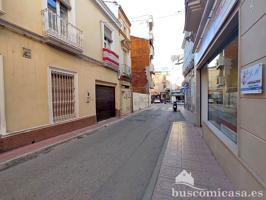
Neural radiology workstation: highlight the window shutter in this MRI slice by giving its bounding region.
[58,0,72,10]
[48,0,56,9]
[104,26,113,42]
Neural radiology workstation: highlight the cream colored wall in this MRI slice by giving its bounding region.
[1,0,43,35]
[0,29,120,133]
[76,0,120,61]
[239,0,266,189]
[120,87,131,115]
[202,122,264,192]
[118,9,131,67]
[119,12,130,39]
[0,0,121,64]
[133,92,149,112]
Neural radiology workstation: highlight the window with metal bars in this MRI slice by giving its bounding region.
[51,70,76,122]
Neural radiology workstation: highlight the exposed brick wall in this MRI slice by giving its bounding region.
[131,36,151,94]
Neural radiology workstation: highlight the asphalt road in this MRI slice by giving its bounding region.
[0,104,184,200]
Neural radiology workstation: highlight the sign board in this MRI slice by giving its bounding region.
[22,47,32,59]
[240,64,263,94]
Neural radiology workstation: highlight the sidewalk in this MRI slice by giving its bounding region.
[0,107,151,167]
[152,120,235,199]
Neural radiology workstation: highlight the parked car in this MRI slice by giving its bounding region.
[153,99,161,104]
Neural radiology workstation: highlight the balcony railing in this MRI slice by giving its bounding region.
[120,64,131,78]
[103,48,119,69]
[41,8,83,52]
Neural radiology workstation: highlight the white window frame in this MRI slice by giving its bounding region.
[43,0,76,25]
[203,59,238,155]
[48,67,79,124]
[0,55,6,135]
[102,22,114,50]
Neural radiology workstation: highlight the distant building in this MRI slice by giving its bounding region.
[130,14,154,111]
[151,71,171,103]
[105,1,133,116]
[131,36,154,111]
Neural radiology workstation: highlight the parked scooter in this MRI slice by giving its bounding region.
[173,101,177,112]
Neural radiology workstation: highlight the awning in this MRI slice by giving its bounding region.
[171,92,184,97]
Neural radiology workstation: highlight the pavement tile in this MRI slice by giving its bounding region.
[182,159,203,171]
[182,154,200,162]
[182,149,197,156]
[159,166,182,180]
[152,193,176,200]
[157,176,176,191]
[162,159,182,168]
[152,121,236,200]
[154,185,175,197]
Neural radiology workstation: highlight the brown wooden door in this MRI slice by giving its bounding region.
[96,85,115,122]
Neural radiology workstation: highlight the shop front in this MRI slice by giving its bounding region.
[193,0,266,192]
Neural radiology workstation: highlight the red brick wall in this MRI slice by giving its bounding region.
[131,36,151,94]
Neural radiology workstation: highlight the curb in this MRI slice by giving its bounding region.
[0,106,153,170]
[142,122,174,200]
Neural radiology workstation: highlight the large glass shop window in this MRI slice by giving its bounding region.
[207,39,238,143]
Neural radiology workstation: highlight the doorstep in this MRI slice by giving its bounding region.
[152,122,236,200]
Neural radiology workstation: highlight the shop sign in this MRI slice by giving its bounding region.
[240,64,263,94]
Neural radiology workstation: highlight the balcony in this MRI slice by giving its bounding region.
[41,8,83,54]
[103,48,119,71]
[119,64,131,79]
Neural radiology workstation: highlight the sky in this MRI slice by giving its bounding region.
[114,0,185,85]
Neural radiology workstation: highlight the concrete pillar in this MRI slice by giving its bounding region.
[200,66,208,124]
[195,68,201,126]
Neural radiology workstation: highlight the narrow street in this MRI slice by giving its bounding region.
[0,104,184,200]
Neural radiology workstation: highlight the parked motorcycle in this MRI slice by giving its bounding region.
[173,102,177,112]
